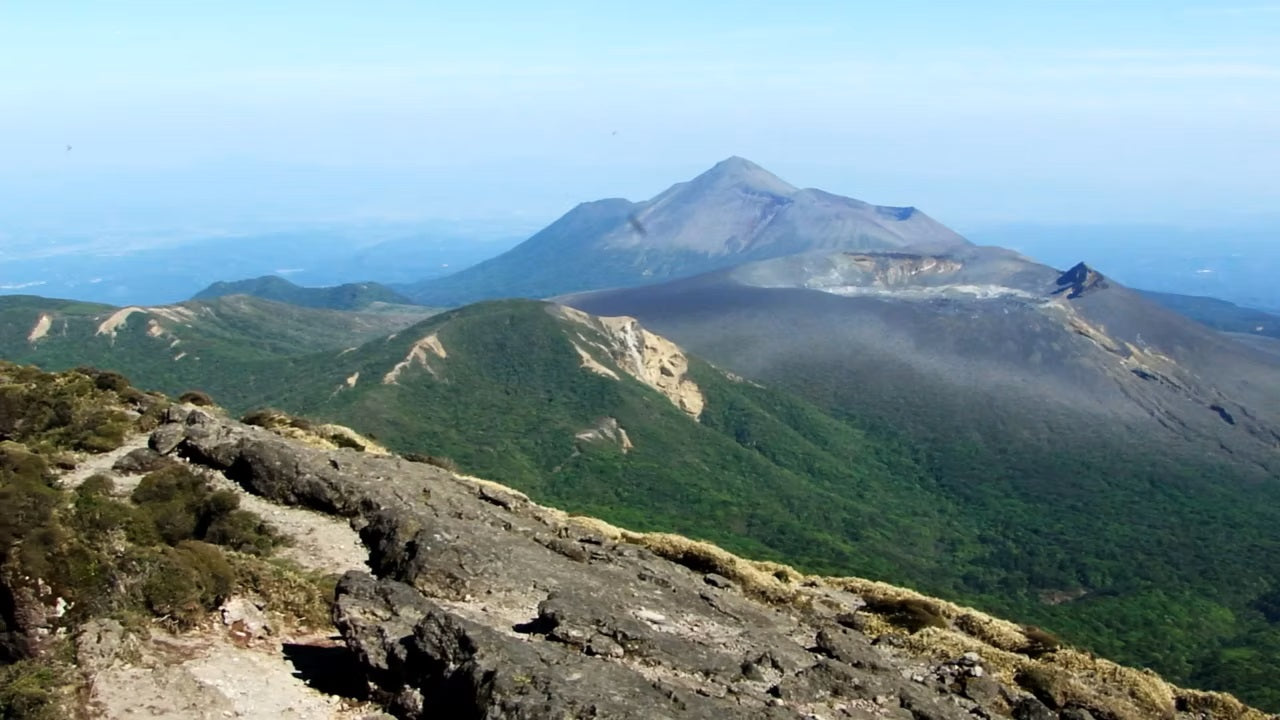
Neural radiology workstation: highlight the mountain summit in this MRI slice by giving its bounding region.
[402,157,969,305]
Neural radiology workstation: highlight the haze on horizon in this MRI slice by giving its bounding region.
[2,0,1278,247]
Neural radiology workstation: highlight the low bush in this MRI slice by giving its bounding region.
[177,390,215,407]
[141,541,235,627]
[1022,625,1063,658]
[74,367,131,393]
[130,466,282,554]
[863,596,950,633]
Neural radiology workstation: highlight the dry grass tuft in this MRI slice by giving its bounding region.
[565,515,627,541]
[240,409,388,454]
[1177,689,1273,720]
[629,533,800,604]
[901,627,1029,683]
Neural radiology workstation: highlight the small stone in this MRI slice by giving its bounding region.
[970,665,984,678]
[834,612,867,631]
[549,625,589,647]
[586,633,625,658]
[960,651,982,665]
[961,675,1002,707]
[1012,697,1057,720]
[703,573,732,588]
[635,608,667,624]
[219,597,270,640]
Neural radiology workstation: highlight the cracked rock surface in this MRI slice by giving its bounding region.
[149,407,1133,719]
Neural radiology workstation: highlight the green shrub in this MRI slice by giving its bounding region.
[70,410,131,453]
[0,659,66,720]
[141,541,235,627]
[70,487,138,540]
[0,447,57,552]
[76,474,114,496]
[205,510,281,556]
[130,466,280,553]
[75,368,131,393]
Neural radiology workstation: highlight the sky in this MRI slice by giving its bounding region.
[2,1,1279,243]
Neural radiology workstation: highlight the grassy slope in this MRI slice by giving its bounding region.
[236,301,969,578]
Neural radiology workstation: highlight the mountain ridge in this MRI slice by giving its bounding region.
[193,275,415,310]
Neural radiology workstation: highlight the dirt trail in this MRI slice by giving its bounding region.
[60,434,150,488]
[66,434,377,719]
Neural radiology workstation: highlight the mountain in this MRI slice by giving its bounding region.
[1139,289,1280,340]
[192,275,415,310]
[4,361,1269,719]
[566,247,1280,467]
[564,247,1280,706]
[201,299,968,577]
[0,294,436,397]
[401,157,970,305]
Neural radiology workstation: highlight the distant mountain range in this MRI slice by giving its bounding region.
[400,157,968,305]
[193,275,414,310]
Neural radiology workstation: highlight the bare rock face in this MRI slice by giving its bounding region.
[1054,263,1108,300]
[149,408,1250,720]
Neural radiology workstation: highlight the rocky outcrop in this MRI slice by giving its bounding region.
[383,333,448,385]
[1054,263,1108,300]
[149,408,1272,720]
[573,416,633,453]
[556,306,705,418]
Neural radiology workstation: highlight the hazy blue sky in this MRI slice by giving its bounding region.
[2,1,1278,241]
